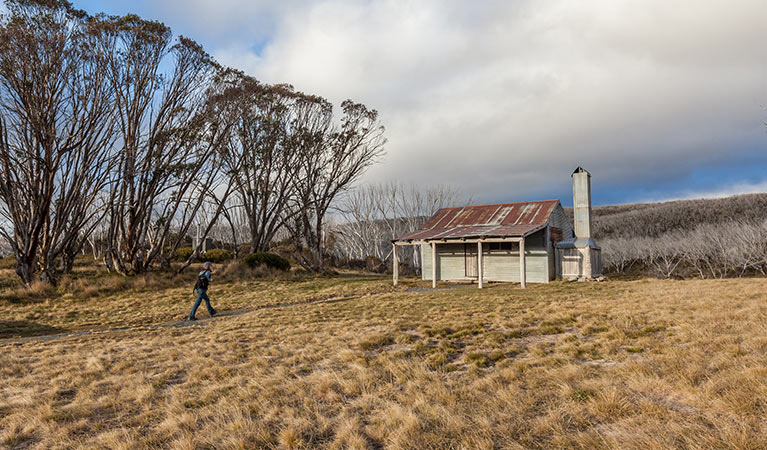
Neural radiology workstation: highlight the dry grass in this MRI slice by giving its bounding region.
[2,272,767,448]
[0,261,368,336]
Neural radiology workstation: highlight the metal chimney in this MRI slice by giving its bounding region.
[555,166,602,279]
[572,166,592,239]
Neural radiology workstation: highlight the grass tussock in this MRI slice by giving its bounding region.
[2,274,767,448]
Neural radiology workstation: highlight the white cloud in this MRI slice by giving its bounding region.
[637,180,767,203]
[145,0,767,203]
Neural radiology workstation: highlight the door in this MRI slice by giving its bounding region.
[465,243,478,278]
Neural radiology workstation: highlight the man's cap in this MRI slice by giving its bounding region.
[203,261,212,269]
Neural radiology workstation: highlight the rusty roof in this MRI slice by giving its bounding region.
[394,200,559,242]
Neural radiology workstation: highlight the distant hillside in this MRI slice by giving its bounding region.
[566,193,767,240]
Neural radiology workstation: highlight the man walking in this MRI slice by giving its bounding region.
[189,261,217,321]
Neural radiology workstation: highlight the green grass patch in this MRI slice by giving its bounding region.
[570,388,596,402]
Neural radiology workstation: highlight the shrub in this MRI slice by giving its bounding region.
[344,259,367,270]
[237,243,251,257]
[174,247,195,261]
[203,249,232,263]
[243,252,291,271]
[365,255,385,273]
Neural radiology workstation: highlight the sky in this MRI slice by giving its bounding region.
[72,0,767,206]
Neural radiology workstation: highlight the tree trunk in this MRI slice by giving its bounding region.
[62,251,76,274]
[16,257,35,286]
[313,216,324,271]
[250,239,259,255]
[224,213,239,258]
[103,251,114,273]
[39,267,58,285]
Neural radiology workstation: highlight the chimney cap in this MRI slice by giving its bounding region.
[572,166,591,177]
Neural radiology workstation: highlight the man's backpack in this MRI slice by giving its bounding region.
[193,271,209,292]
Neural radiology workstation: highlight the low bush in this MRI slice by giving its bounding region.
[365,255,385,273]
[243,252,291,271]
[343,259,367,270]
[203,249,232,263]
[174,247,194,261]
[237,244,252,257]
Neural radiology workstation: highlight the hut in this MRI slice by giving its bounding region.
[392,167,602,288]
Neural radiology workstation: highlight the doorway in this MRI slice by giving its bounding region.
[464,243,478,278]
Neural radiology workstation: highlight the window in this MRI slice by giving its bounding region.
[527,229,546,247]
[487,242,516,251]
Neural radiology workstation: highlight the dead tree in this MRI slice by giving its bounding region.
[0,0,116,284]
[600,237,640,273]
[335,185,384,261]
[394,183,463,269]
[333,182,462,268]
[645,234,684,279]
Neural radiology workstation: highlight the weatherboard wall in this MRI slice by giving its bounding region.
[421,231,550,284]
[549,204,574,241]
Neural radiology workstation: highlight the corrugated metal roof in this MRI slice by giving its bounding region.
[395,200,559,242]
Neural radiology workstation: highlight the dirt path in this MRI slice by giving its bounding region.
[0,294,363,345]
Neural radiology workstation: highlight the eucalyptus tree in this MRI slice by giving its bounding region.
[0,0,116,284]
[218,192,250,258]
[91,14,231,274]
[289,100,386,271]
[217,74,311,253]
